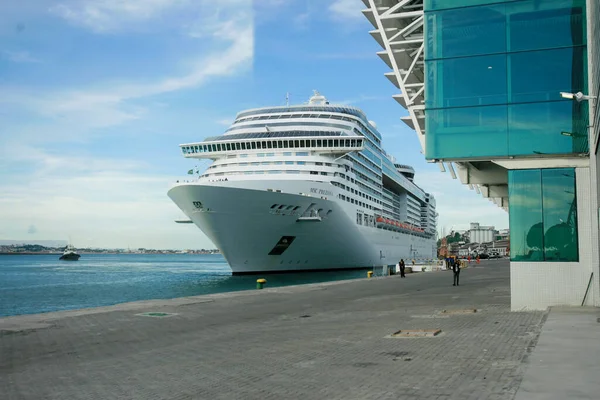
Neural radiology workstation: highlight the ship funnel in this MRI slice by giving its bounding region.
[308,90,328,105]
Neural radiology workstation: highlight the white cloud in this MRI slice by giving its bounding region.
[3,1,254,133]
[0,147,212,249]
[215,118,233,126]
[49,0,188,33]
[2,50,40,63]
[329,0,365,21]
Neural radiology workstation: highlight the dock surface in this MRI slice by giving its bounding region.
[0,260,556,399]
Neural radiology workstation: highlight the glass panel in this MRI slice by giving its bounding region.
[508,101,589,155]
[425,4,507,60]
[508,0,586,52]
[425,105,508,159]
[425,0,511,11]
[509,169,544,261]
[426,54,507,108]
[541,169,578,261]
[509,47,586,103]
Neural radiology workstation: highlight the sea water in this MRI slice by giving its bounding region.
[0,254,371,317]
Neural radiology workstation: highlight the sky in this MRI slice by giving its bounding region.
[0,0,508,249]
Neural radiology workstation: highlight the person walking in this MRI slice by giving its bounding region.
[452,259,461,286]
[399,259,406,278]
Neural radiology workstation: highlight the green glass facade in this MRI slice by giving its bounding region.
[424,0,588,159]
[508,168,578,262]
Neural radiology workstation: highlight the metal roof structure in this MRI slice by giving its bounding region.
[362,0,510,211]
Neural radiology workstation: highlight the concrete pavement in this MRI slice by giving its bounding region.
[0,259,576,399]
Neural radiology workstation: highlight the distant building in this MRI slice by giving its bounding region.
[469,222,495,244]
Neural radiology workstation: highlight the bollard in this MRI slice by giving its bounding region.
[367,271,373,278]
[256,278,267,289]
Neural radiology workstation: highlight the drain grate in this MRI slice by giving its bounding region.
[388,329,441,338]
[136,312,178,318]
[440,309,478,315]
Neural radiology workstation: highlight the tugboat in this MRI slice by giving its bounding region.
[59,244,80,261]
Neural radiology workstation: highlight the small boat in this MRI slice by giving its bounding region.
[59,244,80,261]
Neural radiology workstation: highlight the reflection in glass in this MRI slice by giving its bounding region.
[508,0,586,52]
[426,55,507,109]
[425,4,506,60]
[541,169,578,261]
[426,105,508,159]
[425,0,509,11]
[509,168,579,262]
[509,170,543,261]
[508,101,589,155]
[509,47,587,103]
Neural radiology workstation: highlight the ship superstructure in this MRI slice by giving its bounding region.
[168,92,437,273]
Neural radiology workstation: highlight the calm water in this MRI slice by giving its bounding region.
[0,254,371,317]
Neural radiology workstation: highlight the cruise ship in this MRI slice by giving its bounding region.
[168,92,437,274]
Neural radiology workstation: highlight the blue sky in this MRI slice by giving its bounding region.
[0,0,508,249]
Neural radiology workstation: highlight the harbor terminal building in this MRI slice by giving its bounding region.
[362,0,600,310]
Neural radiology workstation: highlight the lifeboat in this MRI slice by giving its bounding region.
[376,216,384,223]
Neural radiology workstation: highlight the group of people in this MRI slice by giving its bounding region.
[397,257,461,286]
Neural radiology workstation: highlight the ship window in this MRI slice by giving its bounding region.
[275,161,283,165]
[251,162,259,166]
[235,143,240,150]
[273,141,278,149]
[278,140,283,148]
[271,204,278,209]
[320,172,327,176]
[283,152,292,156]
[285,161,294,165]
[294,140,300,147]
[257,153,265,157]
[328,140,333,147]
[317,140,322,147]
[334,140,339,147]
[239,162,248,166]
[293,206,300,210]
[297,161,305,165]
[278,205,285,209]
[262,141,267,149]
[296,152,308,156]
[286,205,294,210]
[226,143,231,151]
[261,162,269,165]
[267,141,272,149]
[282,140,288,148]
[240,153,248,158]
[310,171,318,175]
[251,142,256,149]
[350,140,356,147]
[300,140,305,147]
[266,152,274,157]
[311,140,316,147]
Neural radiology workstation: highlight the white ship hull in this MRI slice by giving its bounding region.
[168,180,436,274]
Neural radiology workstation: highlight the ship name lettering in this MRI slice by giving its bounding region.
[310,188,333,196]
